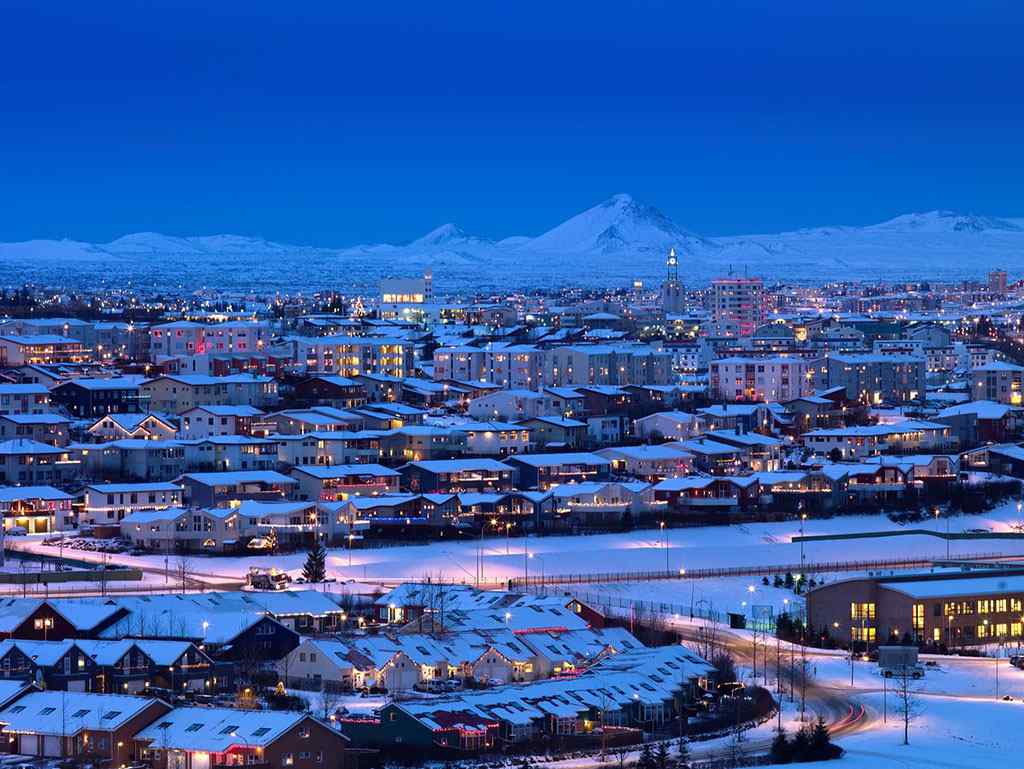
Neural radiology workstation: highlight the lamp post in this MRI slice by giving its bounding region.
[348,533,355,567]
[505,522,511,555]
[660,521,669,573]
[799,511,807,568]
[934,507,949,559]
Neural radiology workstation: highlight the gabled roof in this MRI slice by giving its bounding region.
[135,706,333,751]
[0,691,160,737]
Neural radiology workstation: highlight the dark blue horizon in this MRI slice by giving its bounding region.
[2,1,1023,246]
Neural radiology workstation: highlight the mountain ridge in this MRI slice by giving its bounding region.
[0,196,1019,290]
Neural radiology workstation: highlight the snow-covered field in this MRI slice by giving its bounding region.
[10,501,1024,592]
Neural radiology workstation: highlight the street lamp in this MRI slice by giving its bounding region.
[934,506,949,559]
[660,521,669,573]
[799,511,807,567]
[348,532,355,567]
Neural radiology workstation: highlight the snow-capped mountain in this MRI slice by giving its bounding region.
[0,196,1020,292]
[527,193,714,254]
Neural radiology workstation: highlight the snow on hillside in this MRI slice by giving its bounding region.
[1,196,1021,291]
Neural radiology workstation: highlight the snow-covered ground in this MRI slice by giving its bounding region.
[780,651,1024,769]
[577,575,812,619]
[8,501,1024,593]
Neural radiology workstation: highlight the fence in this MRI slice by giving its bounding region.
[507,551,1009,589]
[567,590,778,633]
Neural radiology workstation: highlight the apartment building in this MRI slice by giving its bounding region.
[711,277,766,337]
[149,320,270,359]
[286,336,412,378]
[826,354,927,404]
[709,356,811,402]
[970,361,1024,405]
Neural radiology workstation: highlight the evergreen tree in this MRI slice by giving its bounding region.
[636,743,656,769]
[810,715,837,759]
[769,731,791,764]
[302,540,327,583]
[790,726,811,763]
[654,741,673,769]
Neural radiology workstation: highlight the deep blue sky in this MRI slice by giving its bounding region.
[2,1,1023,245]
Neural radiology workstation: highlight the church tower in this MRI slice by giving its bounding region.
[661,247,684,314]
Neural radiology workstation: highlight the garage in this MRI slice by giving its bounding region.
[43,735,62,757]
[17,734,38,756]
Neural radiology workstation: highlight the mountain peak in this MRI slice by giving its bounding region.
[604,193,635,206]
[528,194,708,253]
[411,223,470,247]
[869,210,1022,233]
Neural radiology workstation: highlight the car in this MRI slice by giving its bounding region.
[6,526,27,536]
[443,678,462,691]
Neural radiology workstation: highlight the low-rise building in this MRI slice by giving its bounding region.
[0,485,75,533]
[807,567,1024,648]
[292,464,401,501]
[0,384,50,416]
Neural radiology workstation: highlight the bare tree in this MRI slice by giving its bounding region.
[177,554,193,594]
[612,743,632,769]
[796,642,812,723]
[893,668,923,745]
[317,684,342,720]
[690,607,721,662]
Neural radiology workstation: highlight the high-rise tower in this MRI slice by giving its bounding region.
[661,247,684,314]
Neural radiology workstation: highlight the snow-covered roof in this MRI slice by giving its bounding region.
[0,485,72,502]
[0,691,159,736]
[596,445,691,461]
[404,459,510,473]
[87,481,181,494]
[290,463,399,479]
[178,470,297,486]
[55,376,144,391]
[135,706,324,751]
[0,439,66,455]
[937,400,1020,420]
[881,573,1024,599]
[505,452,610,467]
[186,404,265,417]
[0,412,69,425]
